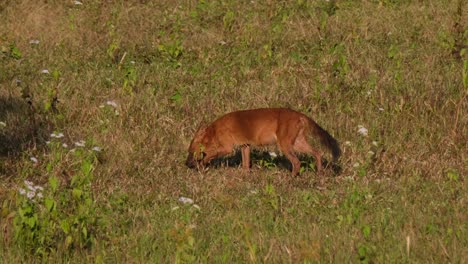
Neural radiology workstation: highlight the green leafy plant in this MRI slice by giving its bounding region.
[158,39,184,68]
[9,43,22,59]
[13,144,101,257]
[331,43,350,81]
[123,61,137,95]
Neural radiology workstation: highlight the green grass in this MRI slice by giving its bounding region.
[1,0,467,262]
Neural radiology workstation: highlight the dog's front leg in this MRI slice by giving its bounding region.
[241,144,251,170]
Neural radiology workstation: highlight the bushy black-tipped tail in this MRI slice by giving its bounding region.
[309,119,341,162]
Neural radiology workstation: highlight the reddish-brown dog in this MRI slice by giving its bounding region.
[186,108,341,175]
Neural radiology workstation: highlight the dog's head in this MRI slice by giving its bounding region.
[186,125,214,169]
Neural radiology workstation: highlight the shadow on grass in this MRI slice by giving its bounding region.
[204,149,342,175]
[0,96,44,157]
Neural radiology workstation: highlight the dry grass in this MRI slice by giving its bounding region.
[1,0,467,262]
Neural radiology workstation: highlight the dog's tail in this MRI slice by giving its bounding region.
[308,118,341,162]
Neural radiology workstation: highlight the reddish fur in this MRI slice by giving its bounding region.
[186,108,341,175]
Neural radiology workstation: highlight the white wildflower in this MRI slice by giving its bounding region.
[26,183,35,192]
[62,143,68,148]
[27,191,36,199]
[372,141,378,147]
[30,157,38,163]
[74,1,83,5]
[378,107,384,111]
[50,132,64,138]
[178,197,194,205]
[34,186,44,191]
[24,180,34,186]
[74,140,85,147]
[41,69,50,74]
[130,60,135,64]
[36,192,43,199]
[19,188,26,195]
[357,125,368,137]
[106,100,118,108]
[219,40,227,45]
[46,141,51,145]
[269,152,278,158]
[92,146,102,152]
[29,39,40,45]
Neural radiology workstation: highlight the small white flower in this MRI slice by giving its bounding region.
[50,132,64,138]
[366,90,372,96]
[92,146,102,152]
[74,1,83,5]
[372,141,378,147]
[106,100,118,108]
[24,180,34,186]
[114,110,120,116]
[353,162,360,168]
[27,191,36,199]
[30,157,38,163]
[378,107,384,111]
[62,143,68,148]
[35,186,44,191]
[357,125,368,137]
[26,183,35,192]
[19,188,26,195]
[36,192,43,199]
[46,141,51,145]
[29,39,40,45]
[41,69,50,74]
[219,40,227,45]
[130,60,135,64]
[0,121,6,127]
[74,140,85,147]
[269,152,278,158]
[178,197,194,205]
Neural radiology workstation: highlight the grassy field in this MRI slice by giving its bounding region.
[1,0,467,262]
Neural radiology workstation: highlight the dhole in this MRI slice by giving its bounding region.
[186,108,341,175]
